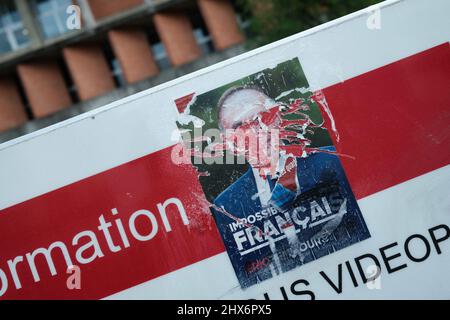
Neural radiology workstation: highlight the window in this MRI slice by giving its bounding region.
[152,42,170,70]
[12,74,33,120]
[102,42,124,87]
[194,28,213,55]
[58,58,79,104]
[110,58,125,87]
[0,0,30,54]
[31,0,73,39]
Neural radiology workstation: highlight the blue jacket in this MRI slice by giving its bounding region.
[212,146,370,288]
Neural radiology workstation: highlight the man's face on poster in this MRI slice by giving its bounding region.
[218,88,281,172]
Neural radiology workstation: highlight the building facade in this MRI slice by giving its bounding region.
[0,0,246,140]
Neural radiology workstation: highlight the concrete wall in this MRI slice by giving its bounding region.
[0,45,246,144]
[0,0,246,136]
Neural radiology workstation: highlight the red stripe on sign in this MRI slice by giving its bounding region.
[0,145,224,299]
[321,43,450,199]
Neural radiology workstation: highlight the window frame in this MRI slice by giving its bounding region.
[0,0,30,54]
[32,0,73,40]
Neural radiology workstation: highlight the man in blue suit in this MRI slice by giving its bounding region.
[211,87,370,288]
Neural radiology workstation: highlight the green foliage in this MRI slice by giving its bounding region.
[238,0,381,47]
